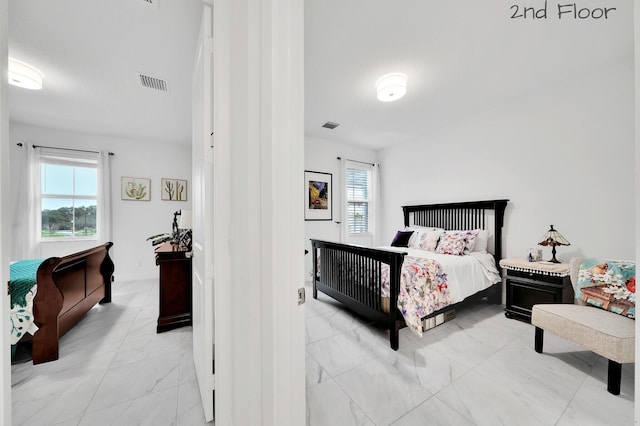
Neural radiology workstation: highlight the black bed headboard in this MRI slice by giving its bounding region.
[402,200,509,266]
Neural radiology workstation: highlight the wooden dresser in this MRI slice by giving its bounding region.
[155,242,192,333]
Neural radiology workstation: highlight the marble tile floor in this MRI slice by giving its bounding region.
[305,286,635,426]
[11,279,635,425]
[11,278,210,426]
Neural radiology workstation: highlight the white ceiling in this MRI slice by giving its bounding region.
[8,1,634,150]
[305,1,633,150]
[8,0,202,145]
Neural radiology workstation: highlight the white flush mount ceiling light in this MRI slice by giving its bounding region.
[376,72,407,102]
[8,58,44,90]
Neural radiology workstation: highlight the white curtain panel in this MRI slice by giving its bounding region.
[10,146,27,260]
[339,157,347,243]
[371,163,381,247]
[97,150,113,244]
[16,146,40,260]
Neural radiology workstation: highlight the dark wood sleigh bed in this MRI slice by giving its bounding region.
[12,242,115,364]
[311,200,508,350]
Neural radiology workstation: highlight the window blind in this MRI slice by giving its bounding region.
[346,168,370,233]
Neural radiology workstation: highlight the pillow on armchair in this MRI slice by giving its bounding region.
[575,258,635,319]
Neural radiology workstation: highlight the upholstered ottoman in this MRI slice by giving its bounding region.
[531,304,635,394]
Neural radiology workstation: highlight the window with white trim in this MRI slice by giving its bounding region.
[39,148,99,240]
[346,164,372,234]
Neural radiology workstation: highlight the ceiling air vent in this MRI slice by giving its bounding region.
[138,73,168,92]
[322,121,340,129]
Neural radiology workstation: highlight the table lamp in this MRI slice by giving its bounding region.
[538,225,570,263]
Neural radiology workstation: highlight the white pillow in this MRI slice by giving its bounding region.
[471,229,489,253]
[415,229,445,251]
[406,226,441,248]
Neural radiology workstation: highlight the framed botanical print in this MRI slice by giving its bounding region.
[161,178,188,201]
[121,177,151,201]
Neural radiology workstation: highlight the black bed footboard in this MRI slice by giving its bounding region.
[311,239,406,349]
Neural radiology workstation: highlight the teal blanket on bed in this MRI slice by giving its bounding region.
[10,259,44,308]
[10,259,44,358]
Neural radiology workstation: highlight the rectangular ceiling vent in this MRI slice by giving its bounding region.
[322,121,340,129]
[139,73,169,92]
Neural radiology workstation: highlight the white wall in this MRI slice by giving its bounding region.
[9,122,192,281]
[379,56,634,262]
[304,135,378,277]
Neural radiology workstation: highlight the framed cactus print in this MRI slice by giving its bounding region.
[121,177,151,201]
[161,178,188,201]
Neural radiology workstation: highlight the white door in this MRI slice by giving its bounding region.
[191,3,215,421]
[0,5,11,424]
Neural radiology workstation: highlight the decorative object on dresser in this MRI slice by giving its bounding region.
[501,258,573,323]
[312,199,508,350]
[170,209,193,251]
[537,224,570,263]
[147,231,172,246]
[175,209,193,251]
[146,209,193,249]
[531,257,635,395]
[10,243,115,364]
[155,242,192,333]
[527,247,542,262]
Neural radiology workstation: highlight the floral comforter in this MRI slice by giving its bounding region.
[379,248,500,337]
[383,256,453,336]
[316,246,499,338]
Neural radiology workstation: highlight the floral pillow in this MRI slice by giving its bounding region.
[406,226,440,248]
[414,229,444,251]
[575,258,635,319]
[435,230,479,256]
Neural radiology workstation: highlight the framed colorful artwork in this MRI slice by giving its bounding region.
[305,171,332,221]
[121,177,151,201]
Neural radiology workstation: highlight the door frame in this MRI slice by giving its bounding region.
[1,1,11,424]
[191,1,215,421]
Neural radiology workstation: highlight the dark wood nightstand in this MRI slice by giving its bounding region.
[500,258,574,323]
[155,242,192,333]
